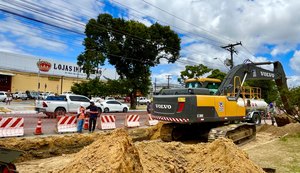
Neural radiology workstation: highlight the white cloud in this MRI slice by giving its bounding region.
[101,68,119,80]
[1,0,300,87]
[112,0,300,57]
[290,51,300,73]
[287,76,300,88]
[0,35,24,53]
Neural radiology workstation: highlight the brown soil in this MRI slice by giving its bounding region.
[3,122,300,173]
[15,128,264,173]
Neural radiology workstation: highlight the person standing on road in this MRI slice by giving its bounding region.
[86,101,99,133]
[77,104,86,133]
[146,101,152,114]
[269,101,276,125]
[6,90,12,105]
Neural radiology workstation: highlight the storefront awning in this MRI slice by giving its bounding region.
[0,72,15,76]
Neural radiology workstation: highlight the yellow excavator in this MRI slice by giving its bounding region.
[152,61,299,144]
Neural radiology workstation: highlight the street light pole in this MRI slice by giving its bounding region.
[166,75,172,89]
[214,57,230,71]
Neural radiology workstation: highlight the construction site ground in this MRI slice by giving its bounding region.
[1,122,300,173]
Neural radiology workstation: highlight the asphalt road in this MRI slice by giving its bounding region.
[0,100,150,136]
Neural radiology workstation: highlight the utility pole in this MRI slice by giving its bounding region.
[221,41,242,69]
[166,75,172,89]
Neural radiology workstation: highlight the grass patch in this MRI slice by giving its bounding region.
[245,134,300,173]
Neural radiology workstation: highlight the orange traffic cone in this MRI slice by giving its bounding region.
[83,118,89,130]
[34,118,43,135]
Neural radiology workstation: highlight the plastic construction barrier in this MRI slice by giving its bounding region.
[99,115,116,130]
[56,115,77,133]
[0,117,24,137]
[124,114,140,127]
[145,114,159,126]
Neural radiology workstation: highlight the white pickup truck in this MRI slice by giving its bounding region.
[35,94,104,118]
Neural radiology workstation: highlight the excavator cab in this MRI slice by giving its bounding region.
[185,78,221,95]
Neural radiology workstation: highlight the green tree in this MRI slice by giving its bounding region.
[180,64,212,80]
[79,13,181,108]
[178,64,227,85]
[245,80,277,103]
[71,78,131,98]
[288,86,300,108]
[71,79,108,98]
[207,69,226,80]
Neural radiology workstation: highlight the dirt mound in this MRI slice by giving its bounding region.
[60,129,143,173]
[275,113,296,127]
[0,133,102,162]
[136,138,264,173]
[258,123,300,136]
[16,129,264,173]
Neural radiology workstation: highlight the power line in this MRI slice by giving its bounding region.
[141,0,235,44]
[1,0,257,69]
[0,4,85,35]
[109,0,226,47]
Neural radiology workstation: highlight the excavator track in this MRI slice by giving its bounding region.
[160,123,174,142]
[160,123,256,145]
[208,123,256,146]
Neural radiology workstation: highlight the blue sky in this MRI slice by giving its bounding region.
[1,0,300,87]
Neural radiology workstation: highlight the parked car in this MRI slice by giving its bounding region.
[0,91,7,102]
[137,97,150,105]
[13,92,21,99]
[38,93,48,100]
[26,91,39,99]
[123,96,130,103]
[62,91,73,94]
[105,97,115,100]
[100,100,129,113]
[13,92,27,100]
[35,94,104,118]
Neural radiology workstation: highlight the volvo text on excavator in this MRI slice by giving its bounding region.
[152,60,298,144]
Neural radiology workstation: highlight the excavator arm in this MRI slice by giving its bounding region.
[216,60,299,122]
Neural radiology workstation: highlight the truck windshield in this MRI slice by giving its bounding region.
[46,96,66,101]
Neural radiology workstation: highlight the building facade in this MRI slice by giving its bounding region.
[0,51,98,94]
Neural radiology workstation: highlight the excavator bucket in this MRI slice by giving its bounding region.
[0,147,22,164]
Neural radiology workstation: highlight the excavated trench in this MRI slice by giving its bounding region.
[1,120,300,173]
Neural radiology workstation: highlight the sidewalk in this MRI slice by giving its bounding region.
[130,105,147,111]
[0,100,36,114]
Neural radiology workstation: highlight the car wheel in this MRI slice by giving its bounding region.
[123,107,128,113]
[54,107,66,118]
[98,107,102,113]
[104,108,109,113]
[251,113,261,125]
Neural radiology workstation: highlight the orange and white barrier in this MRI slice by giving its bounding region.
[99,115,116,130]
[124,114,140,127]
[56,116,77,133]
[146,114,158,126]
[0,117,24,137]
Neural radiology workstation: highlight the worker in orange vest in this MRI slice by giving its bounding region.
[77,104,86,133]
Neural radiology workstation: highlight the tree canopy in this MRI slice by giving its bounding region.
[179,64,226,84]
[78,13,180,108]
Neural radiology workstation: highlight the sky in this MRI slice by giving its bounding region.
[1,0,300,87]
